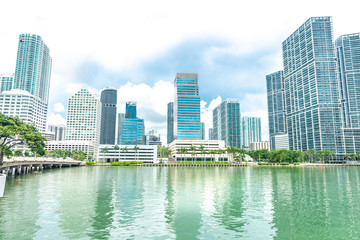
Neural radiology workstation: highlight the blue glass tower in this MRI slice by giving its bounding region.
[174,73,201,140]
[126,102,137,119]
[213,99,241,148]
[241,116,261,148]
[266,71,287,150]
[282,17,344,154]
[119,101,145,145]
[335,33,360,153]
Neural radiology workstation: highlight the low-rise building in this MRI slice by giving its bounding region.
[168,140,230,162]
[97,145,157,163]
[250,141,270,151]
[45,140,95,159]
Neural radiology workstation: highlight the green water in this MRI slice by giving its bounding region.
[0,166,360,240]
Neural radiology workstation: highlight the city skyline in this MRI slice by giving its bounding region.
[1,0,359,142]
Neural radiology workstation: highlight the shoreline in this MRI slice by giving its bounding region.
[87,163,360,167]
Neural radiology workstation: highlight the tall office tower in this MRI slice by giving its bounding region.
[241,116,261,148]
[208,128,213,140]
[283,17,344,154]
[0,73,14,93]
[174,73,201,140]
[125,101,137,118]
[14,33,52,103]
[200,122,205,140]
[121,118,145,145]
[48,124,66,141]
[0,89,47,132]
[266,71,288,150]
[99,88,117,144]
[119,101,145,145]
[213,99,241,148]
[167,102,174,144]
[335,33,360,153]
[117,113,125,145]
[65,89,101,147]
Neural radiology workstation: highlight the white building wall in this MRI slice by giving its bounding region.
[274,134,289,150]
[97,145,157,163]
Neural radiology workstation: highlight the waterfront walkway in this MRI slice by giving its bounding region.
[0,157,85,176]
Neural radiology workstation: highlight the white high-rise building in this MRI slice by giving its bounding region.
[241,116,262,148]
[0,89,47,132]
[65,89,101,155]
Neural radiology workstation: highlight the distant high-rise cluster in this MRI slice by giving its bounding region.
[118,101,145,145]
[267,16,360,157]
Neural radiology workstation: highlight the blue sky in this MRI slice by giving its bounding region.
[1,0,359,142]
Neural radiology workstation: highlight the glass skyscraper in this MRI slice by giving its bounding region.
[174,73,201,140]
[335,33,360,153]
[119,102,145,145]
[282,17,344,154]
[213,99,241,148]
[167,102,174,144]
[241,116,261,148]
[266,71,288,150]
[0,73,14,93]
[14,33,52,104]
[100,88,117,144]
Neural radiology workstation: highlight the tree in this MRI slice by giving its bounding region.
[0,113,46,166]
[114,145,120,161]
[199,145,205,164]
[122,146,129,161]
[189,145,196,164]
[101,147,109,162]
[180,147,187,164]
[133,145,140,161]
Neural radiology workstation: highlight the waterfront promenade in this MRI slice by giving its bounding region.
[0,157,85,175]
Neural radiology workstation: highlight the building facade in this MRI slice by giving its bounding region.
[282,17,344,154]
[125,102,137,119]
[250,141,270,151]
[146,129,162,145]
[213,99,242,148]
[99,88,117,144]
[208,128,213,140]
[174,73,201,140]
[201,122,205,140]
[167,102,174,144]
[98,145,157,163]
[48,125,66,141]
[241,116,261,148]
[65,89,101,153]
[266,71,288,150]
[0,73,14,93]
[0,89,47,132]
[45,140,95,160]
[335,33,360,153]
[121,118,145,145]
[14,33,52,104]
[117,113,125,145]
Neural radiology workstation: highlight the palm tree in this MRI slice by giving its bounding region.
[113,145,120,162]
[209,150,217,164]
[101,147,109,162]
[199,145,205,164]
[189,145,196,164]
[122,146,129,161]
[133,145,140,161]
[180,147,187,164]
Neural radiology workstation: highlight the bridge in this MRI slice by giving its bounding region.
[0,157,85,176]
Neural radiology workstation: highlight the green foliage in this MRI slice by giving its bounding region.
[0,113,46,165]
[111,161,143,166]
[86,161,95,165]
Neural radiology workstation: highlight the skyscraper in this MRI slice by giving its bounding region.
[208,128,213,140]
[201,122,205,140]
[174,73,201,140]
[125,102,137,118]
[266,71,288,150]
[241,116,261,148]
[100,88,117,144]
[167,102,174,144]
[213,99,241,148]
[0,73,14,93]
[119,102,145,145]
[65,89,101,146]
[335,33,360,153]
[282,17,344,154]
[117,113,125,145]
[14,33,52,103]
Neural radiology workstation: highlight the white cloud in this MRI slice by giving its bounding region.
[47,113,66,126]
[54,103,65,112]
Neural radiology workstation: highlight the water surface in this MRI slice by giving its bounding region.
[1,166,360,239]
